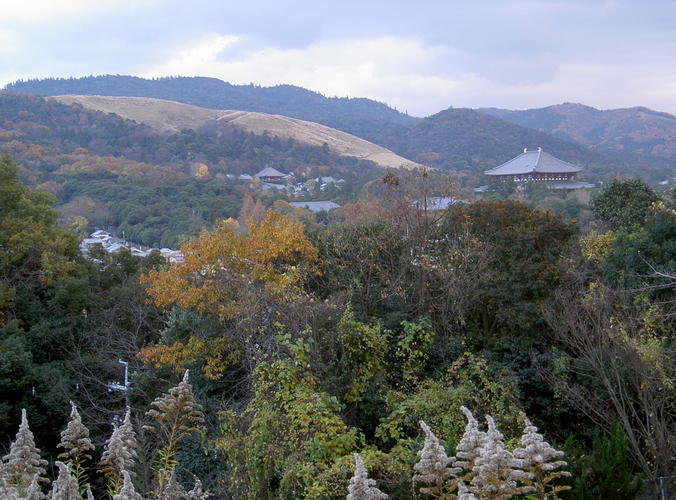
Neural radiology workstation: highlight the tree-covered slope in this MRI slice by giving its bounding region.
[382,107,673,185]
[479,103,676,161]
[0,92,385,246]
[5,75,420,143]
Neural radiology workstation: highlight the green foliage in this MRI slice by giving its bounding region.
[439,200,575,337]
[591,179,660,231]
[306,446,416,499]
[315,218,413,326]
[562,424,643,500]
[598,204,675,293]
[335,307,389,405]
[395,318,435,388]
[375,354,522,448]
[6,75,417,142]
[219,333,362,499]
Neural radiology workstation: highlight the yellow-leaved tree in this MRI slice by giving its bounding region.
[138,210,319,377]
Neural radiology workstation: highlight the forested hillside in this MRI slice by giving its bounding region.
[1,155,673,498]
[5,75,419,143]
[7,76,673,186]
[479,103,676,161]
[0,92,384,247]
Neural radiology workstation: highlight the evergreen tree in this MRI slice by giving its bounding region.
[346,453,388,500]
[2,410,48,488]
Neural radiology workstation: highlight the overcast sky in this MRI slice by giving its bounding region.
[2,0,675,117]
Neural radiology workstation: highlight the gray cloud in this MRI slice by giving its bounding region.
[2,0,675,116]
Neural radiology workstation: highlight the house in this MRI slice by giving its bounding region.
[254,167,288,184]
[90,230,111,240]
[238,174,253,181]
[411,197,462,211]
[484,148,594,190]
[289,201,341,213]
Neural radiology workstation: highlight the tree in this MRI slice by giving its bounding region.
[439,201,575,337]
[591,179,660,231]
[543,283,674,480]
[219,335,360,499]
[141,211,319,321]
[0,155,78,326]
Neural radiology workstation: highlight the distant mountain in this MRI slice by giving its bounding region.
[53,95,422,169]
[375,107,622,184]
[478,103,676,160]
[5,75,419,144]
[6,76,672,184]
[391,106,601,166]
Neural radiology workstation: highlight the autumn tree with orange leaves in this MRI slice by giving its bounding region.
[138,210,320,377]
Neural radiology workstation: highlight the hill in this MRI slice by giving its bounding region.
[379,107,643,185]
[53,95,421,169]
[0,91,389,247]
[478,103,676,160]
[5,75,419,143]
[6,76,673,185]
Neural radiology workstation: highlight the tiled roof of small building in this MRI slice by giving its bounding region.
[289,201,340,212]
[411,197,462,210]
[255,167,286,178]
[485,150,582,176]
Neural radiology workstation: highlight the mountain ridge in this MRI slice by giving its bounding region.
[6,75,419,144]
[52,94,423,170]
[6,76,673,183]
[477,103,676,160]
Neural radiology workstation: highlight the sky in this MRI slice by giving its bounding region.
[2,0,676,117]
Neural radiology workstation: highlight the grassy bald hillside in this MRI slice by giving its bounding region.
[7,75,674,184]
[6,75,419,144]
[53,95,422,169]
[479,103,676,161]
[0,91,389,247]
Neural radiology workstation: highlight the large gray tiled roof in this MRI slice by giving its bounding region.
[484,150,583,176]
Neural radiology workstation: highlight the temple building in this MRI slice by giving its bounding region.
[484,148,594,190]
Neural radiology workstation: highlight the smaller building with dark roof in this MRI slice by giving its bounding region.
[254,167,291,184]
[289,201,340,213]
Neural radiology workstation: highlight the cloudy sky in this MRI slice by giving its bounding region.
[2,0,675,117]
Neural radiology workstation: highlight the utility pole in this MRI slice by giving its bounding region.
[107,359,130,424]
